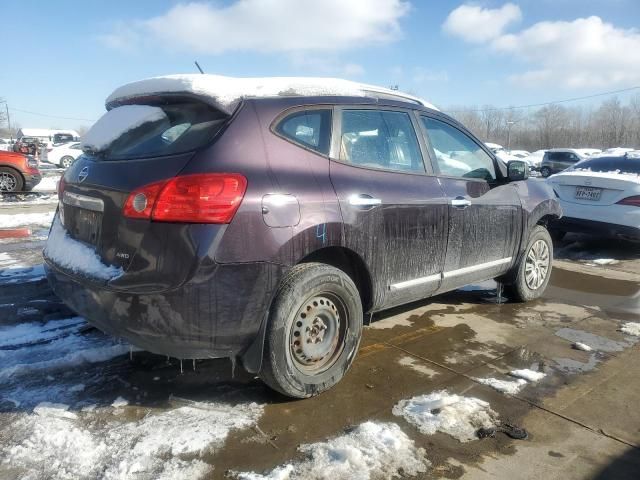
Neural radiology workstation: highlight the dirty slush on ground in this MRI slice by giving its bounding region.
[0,201,640,480]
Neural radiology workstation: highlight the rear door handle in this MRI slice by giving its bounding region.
[348,194,382,207]
[451,197,472,209]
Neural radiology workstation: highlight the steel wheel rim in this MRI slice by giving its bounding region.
[525,239,550,290]
[0,172,17,192]
[288,293,347,374]
[62,157,73,168]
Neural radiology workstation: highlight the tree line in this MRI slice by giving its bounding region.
[445,95,640,152]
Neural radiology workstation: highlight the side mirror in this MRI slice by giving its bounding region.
[508,160,529,181]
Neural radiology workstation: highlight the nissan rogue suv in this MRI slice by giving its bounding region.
[44,75,561,398]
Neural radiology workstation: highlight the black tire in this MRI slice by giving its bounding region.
[260,262,363,398]
[0,167,24,192]
[540,166,551,178]
[505,225,553,302]
[60,156,75,168]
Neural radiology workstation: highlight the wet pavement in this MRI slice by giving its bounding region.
[0,196,639,479]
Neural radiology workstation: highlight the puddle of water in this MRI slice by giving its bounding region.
[554,328,632,352]
[545,268,640,317]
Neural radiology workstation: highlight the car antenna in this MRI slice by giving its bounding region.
[194,61,205,74]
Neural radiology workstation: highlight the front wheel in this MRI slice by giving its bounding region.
[505,225,553,302]
[260,262,363,398]
[540,166,551,178]
[0,167,24,192]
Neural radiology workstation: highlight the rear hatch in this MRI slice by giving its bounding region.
[551,172,639,206]
[55,98,230,287]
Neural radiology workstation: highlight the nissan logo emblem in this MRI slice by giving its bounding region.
[78,166,89,183]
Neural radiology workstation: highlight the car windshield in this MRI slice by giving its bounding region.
[570,156,640,175]
[84,101,228,161]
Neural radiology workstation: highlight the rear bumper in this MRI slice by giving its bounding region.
[45,259,284,359]
[552,217,640,241]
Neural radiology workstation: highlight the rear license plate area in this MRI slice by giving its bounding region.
[575,186,602,201]
[67,206,102,246]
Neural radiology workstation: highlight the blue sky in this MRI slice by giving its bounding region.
[2,0,640,129]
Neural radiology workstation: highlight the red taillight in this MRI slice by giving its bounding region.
[57,176,66,201]
[617,195,640,207]
[123,173,247,223]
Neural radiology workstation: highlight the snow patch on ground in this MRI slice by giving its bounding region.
[620,322,640,336]
[4,401,263,479]
[82,105,167,152]
[111,396,129,408]
[0,317,85,348]
[0,211,54,228]
[0,263,45,280]
[44,218,123,281]
[393,391,498,442]
[33,175,61,192]
[591,258,619,266]
[235,421,429,480]
[106,74,437,115]
[475,377,527,395]
[573,342,593,352]
[509,369,547,382]
[0,342,131,382]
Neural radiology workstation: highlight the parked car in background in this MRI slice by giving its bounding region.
[509,150,530,159]
[547,153,640,241]
[0,138,15,151]
[47,142,83,168]
[44,75,561,398]
[0,150,41,192]
[527,150,546,169]
[540,148,585,177]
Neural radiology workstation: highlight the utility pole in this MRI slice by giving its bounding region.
[5,102,12,141]
[506,120,515,151]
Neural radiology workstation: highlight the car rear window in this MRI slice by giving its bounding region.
[275,109,332,154]
[85,101,228,161]
[571,156,640,175]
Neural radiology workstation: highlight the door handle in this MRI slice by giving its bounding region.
[451,197,472,209]
[348,194,382,207]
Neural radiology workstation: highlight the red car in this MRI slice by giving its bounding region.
[0,151,42,192]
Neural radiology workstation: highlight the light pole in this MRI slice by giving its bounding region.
[506,120,515,151]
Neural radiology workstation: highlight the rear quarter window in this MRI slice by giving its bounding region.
[274,109,332,155]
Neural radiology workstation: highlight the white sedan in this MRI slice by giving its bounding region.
[47,142,83,168]
[547,153,640,241]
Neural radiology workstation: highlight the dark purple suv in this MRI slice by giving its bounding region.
[44,76,561,397]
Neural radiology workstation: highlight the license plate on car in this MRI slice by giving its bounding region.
[575,186,602,201]
[69,207,102,246]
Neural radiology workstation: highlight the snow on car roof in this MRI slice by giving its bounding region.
[105,74,438,114]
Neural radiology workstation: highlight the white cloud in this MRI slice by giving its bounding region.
[101,0,410,54]
[443,3,522,43]
[494,16,640,88]
[444,4,640,89]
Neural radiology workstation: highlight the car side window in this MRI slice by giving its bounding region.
[420,116,496,181]
[339,109,424,173]
[275,109,332,154]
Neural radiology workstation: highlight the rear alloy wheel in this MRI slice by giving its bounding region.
[60,156,75,168]
[505,225,553,302]
[260,262,363,398]
[540,166,551,178]
[0,167,23,192]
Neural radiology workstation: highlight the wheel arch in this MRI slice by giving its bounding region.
[241,245,374,375]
